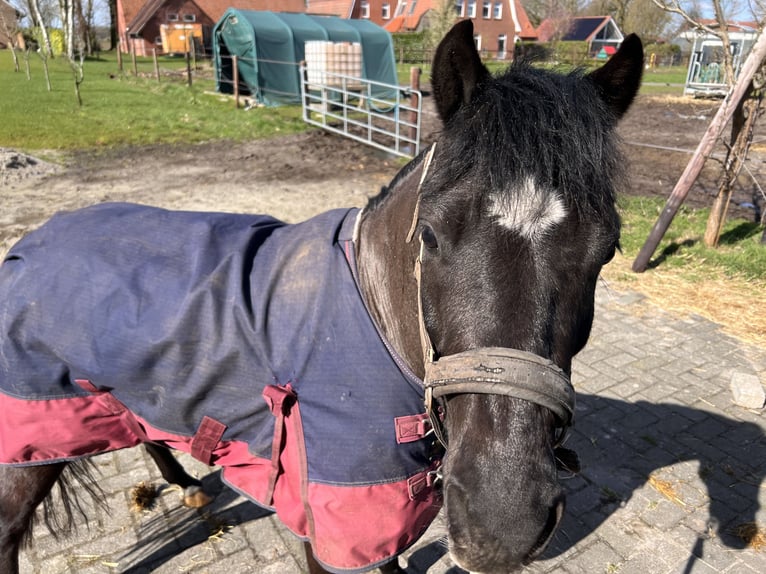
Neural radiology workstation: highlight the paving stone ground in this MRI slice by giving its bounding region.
[18,283,766,574]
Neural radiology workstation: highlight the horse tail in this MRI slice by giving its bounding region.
[27,460,106,546]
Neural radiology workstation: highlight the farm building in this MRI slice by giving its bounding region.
[676,20,760,97]
[213,10,397,105]
[116,0,305,56]
[537,15,624,58]
[309,1,537,58]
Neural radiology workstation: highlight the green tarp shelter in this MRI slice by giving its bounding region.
[213,10,398,105]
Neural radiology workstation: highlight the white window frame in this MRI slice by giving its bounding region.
[455,0,464,17]
[182,13,196,23]
[467,0,476,18]
[361,1,370,18]
[395,1,407,16]
[167,13,179,22]
[382,2,391,19]
[473,34,482,52]
[494,1,502,19]
[482,1,491,18]
[497,34,507,58]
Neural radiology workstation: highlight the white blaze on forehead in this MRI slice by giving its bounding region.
[489,177,567,240]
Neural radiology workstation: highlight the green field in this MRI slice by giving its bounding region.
[0,50,307,151]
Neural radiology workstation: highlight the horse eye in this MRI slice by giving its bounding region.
[421,226,438,250]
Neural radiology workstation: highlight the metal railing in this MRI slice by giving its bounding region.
[300,65,421,158]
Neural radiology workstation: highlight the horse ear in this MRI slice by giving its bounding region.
[587,34,644,119]
[431,19,490,122]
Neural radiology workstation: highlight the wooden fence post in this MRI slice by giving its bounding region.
[153,48,160,82]
[233,55,239,108]
[409,67,421,153]
[117,40,123,73]
[130,42,137,76]
[185,50,192,87]
[632,29,766,272]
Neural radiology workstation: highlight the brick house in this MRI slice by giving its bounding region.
[117,0,306,56]
[0,0,23,49]
[308,0,537,58]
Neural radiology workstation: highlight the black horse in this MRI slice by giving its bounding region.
[0,21,642,574]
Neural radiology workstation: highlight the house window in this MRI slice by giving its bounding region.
[497,34,507,58]
[361,1,370,18]
[494,2,502,18]
[409,0,418,14]
[474,34,481,51]
[467,0,476,18]
[482,1,491,18]
[182,14,195,23]
[167,13,178,22]
[382,3,391,19]
[455,0,464,17]
[395,1,407,16]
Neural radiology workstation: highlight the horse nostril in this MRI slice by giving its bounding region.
[524,497,565,564]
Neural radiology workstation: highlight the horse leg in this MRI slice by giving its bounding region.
[303,542,406,573]
[0,462,65,573]
[143,443,213,508]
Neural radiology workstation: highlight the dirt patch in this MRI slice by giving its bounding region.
[1,94,764,345]
[619,95,765,221]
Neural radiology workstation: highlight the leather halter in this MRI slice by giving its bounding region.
[405,144,576,448]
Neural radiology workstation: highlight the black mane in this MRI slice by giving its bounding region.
[422,62,625,226]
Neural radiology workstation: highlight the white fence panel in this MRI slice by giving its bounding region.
[300,65,421,159]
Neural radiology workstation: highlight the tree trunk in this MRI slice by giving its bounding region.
[109,0,117,51]
[28,0,53,57]
[703,88,762,246]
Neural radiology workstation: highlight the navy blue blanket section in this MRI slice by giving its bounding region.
[0,203,428,485]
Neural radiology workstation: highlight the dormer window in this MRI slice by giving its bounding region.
[167,13,178,22]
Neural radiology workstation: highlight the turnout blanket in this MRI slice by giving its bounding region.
[0,203,441,573]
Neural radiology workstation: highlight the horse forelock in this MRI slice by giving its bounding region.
[424,62,624,230]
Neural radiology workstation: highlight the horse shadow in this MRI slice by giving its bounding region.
[548,393,765,547]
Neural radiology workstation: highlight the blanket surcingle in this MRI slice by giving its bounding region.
[0,203,442,573]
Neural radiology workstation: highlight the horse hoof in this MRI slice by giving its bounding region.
[183,486,214,508]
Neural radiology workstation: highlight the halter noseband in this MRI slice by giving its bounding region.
[406,144,575,449]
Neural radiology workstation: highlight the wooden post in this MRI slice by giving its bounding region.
[409,67,421,154]
[632,29,766,272]
[130,41,137,76]
[185,50,192,87]
[117,40,123,72]
[153,48,160,82]
[233,55,239,108]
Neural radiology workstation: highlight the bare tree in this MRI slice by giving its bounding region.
[25,0,53,57]
[426,0,458,52]
[0,1,22,71]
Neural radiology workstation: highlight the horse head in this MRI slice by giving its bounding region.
[358,20,643,573]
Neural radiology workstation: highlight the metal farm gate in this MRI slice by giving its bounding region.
[300,65,422,159]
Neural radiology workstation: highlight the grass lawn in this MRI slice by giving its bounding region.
[0,50,307,151]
